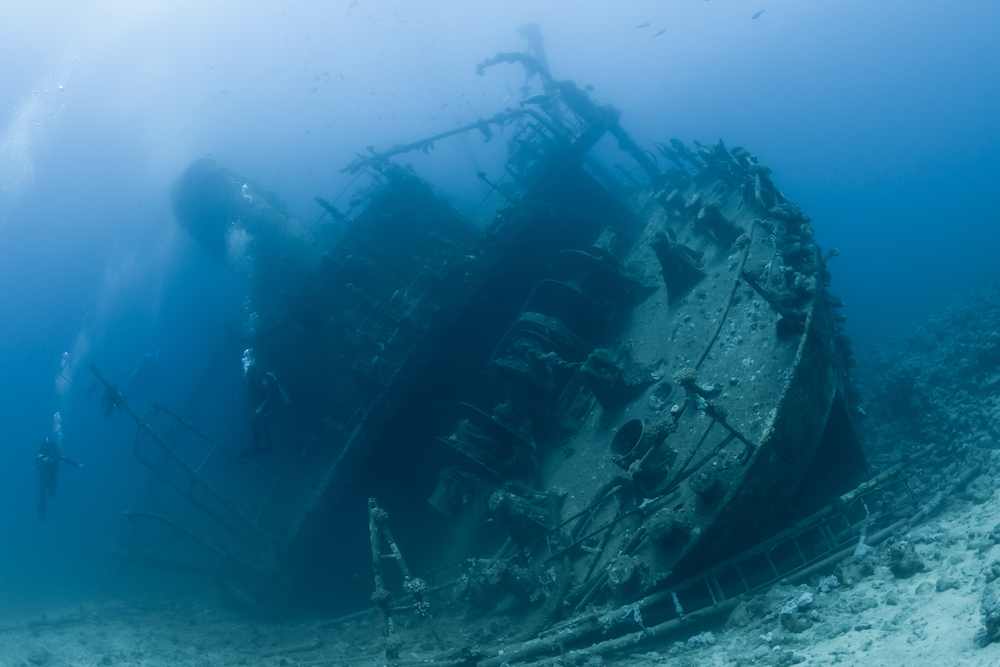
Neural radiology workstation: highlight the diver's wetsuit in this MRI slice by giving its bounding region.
[36,439,81,521]
[249,370,283,453]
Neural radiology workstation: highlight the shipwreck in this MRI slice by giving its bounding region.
[88,27,976,665]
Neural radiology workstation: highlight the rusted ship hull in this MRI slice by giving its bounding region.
[111,37,867,631]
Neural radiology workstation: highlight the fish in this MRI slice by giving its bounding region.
[653,29,667,37]
[519,95,551,107]
[635,22,650,29]
[584,84,595,92]
[752,10,765,19]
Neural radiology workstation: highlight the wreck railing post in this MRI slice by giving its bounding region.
[368,498,398,660]
[368,498,446,658]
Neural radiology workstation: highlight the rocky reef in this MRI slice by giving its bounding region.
[857,284,1000,466]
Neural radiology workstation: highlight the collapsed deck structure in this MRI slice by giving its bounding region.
[95,29,884,658]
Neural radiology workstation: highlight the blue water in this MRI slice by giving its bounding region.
[1,0,998,616]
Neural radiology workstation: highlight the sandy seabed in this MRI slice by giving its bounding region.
[5,476,1000,667]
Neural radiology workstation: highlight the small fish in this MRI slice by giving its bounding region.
[519,94,550,107]
[653,29,666,37]
[634,22,650,29]
[584,84,595,92]
[752,9,765,19]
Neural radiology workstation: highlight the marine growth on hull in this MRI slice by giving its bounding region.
[92,27,887,664]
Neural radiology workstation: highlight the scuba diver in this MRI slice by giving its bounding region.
[240,349,289,458]
[35,437,84,521]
